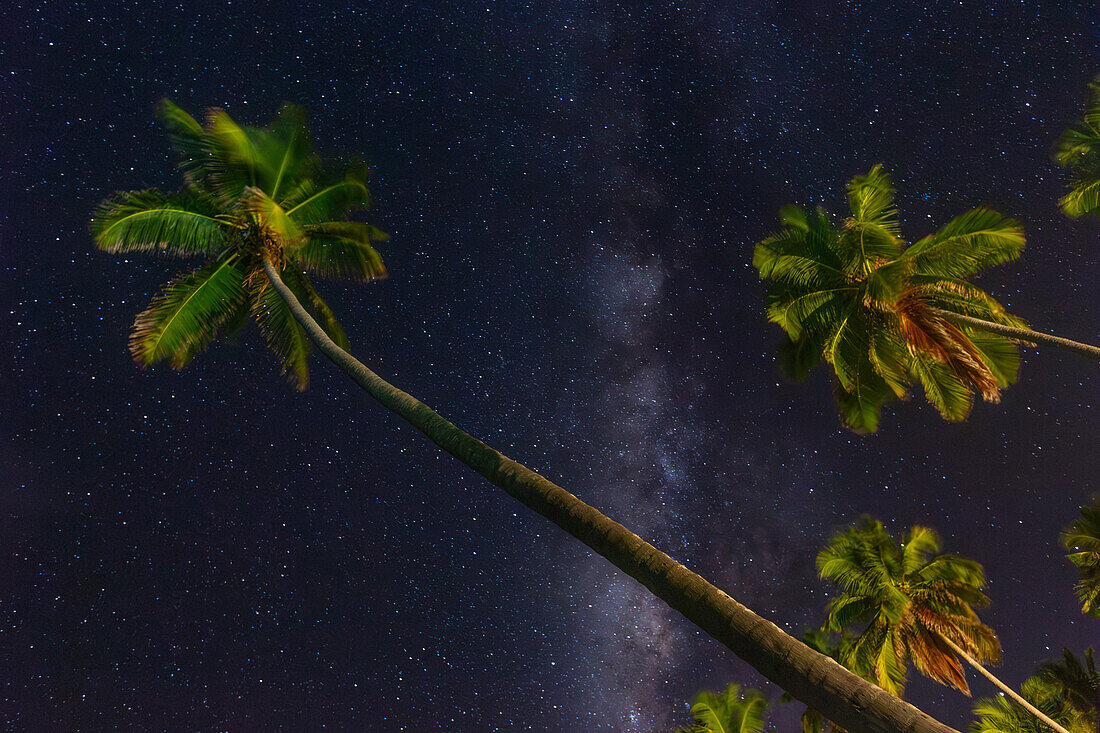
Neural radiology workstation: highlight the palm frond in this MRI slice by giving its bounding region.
[678,684,770,733]
[903,209,1025,278]
[284,163,372,224]
[129,252,248,367]
[293,221,389,281]
[846,165,901,236]
[157,98,212,189]
[909,355,974,421]
[1059,180,1100,218]
[92,190,234,256]
[243,187,303,245]
[249,268,313,390]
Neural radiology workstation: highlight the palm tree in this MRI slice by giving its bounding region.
[970,676,1092,733]
[1061,500,1100,618]
[818,518,1073,733]
[676,684,770,733]
[1036,649,1099,733]
[817,517,1002,698]
[93,100,965,733]
[1054,76,1100,218]
[753,166,1100,433]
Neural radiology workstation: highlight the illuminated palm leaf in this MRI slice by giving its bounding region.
[1055,77,1100,218]
[677,684,770,733]
[1061,501,1100,618]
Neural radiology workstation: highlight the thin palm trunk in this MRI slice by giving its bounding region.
[932,308,1100,361]
[937,635,1072,733]
[262,260,958,733]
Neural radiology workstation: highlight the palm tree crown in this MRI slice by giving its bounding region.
[1054,76,1100,218]
[676,684,770,733]
[91,99,388,389]
[817,517,1001,697]
[1061,500,1100,618]
[753,165,1026,432]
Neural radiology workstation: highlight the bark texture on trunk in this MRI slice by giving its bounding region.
[933,308,1100,361]
[938,635,1071,733]
[263,259,961,733]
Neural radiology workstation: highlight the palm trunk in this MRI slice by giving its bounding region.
[937,635,1071,733]
[932,308,1100,361]
[263,259,959,733]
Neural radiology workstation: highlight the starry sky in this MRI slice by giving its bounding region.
[3,1,1099,731]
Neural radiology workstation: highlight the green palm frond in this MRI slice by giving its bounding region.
[970,676,1091,733]
[1055,77,1100,218]
[157,98,211,189]
[1061,501,1100,617]
[846,165,901,236]
[92,190,234,256]
[904,209,1025,278]
[909,355,974,421]
[678,684,770,733]
[204,108,263,201]
[280,264,350,351]
[294,221,389,280]
[243,186,303,244]
[130,251,248,367]
[249,270,313,390]
[283,164,372,224]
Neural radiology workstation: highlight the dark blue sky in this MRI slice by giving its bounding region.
[3,2,1099,730]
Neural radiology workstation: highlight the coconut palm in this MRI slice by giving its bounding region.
[753,166,1100,433]
[819,517,1072,733]
[1054,76,1100,217]
[1036,649,1099,733]
[817,517,1002,698]
[970,676,1091,733]
[676,684,770,733]
[1061,500,1100,617]
[92,101,963,733]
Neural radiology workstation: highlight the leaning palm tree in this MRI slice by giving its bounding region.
[1061,500,1100,618]
[92,101,962,733]
[1054,76,1100,218]
[818,518,1071,733]
[676,684,770,733]
[753,166,1100,433]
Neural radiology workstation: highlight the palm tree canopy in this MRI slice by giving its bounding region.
[1061,500,1100,618]
[817,517,1001,697]
[970,675,1094,733]
[91,99,388,389]
[1036,648,1099,723]
[753,165,1026,433]
[1054,76,1100,218]
[677,684,770,733]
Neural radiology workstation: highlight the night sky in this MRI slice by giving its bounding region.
[4,2,1099,731]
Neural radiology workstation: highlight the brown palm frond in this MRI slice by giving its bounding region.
[895,293,1001,402]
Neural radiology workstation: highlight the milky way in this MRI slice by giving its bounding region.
[4,2,1099,731]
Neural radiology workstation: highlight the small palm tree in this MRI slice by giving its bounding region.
[817,517,1001,697]
[819,517,1071,733]
[1061,500,1100,618]
[1036,649,1099,733]
[1054,76,1100,217]
[753,166,1100,433]
[676,684,770,733]
[92,101,964,733]
[970,676,1091,733]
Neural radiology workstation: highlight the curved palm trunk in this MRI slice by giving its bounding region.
[932,308,1100,361]
[937,635,1072,733]
[263,260,959,733]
